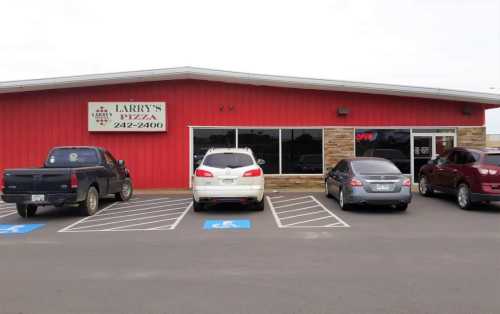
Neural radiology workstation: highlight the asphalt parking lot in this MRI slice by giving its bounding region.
[1,193,499,314]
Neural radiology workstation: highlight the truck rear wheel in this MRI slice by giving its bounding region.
[115,179,133,201]
[80,187,99,216]
[17,204,37,218]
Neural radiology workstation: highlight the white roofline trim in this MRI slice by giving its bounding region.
[0,66,499,104]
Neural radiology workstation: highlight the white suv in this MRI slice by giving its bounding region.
[192,148,265,211]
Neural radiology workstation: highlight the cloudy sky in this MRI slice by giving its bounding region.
[1,0,499,132]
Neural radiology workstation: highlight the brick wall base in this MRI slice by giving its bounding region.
[265,175,324,189]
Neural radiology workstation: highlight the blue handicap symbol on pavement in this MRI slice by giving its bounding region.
[0,224,45,235]
[203,220,251,230]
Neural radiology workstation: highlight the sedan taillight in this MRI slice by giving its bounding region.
[243,168,262,177]
[195,169,213,177]
[402,178,411,187]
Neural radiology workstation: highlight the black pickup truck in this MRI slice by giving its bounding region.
[1,147,133,218]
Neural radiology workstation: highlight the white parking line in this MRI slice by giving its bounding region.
[59,197,192,232]
[0,211,16,219]
[95,204,188,217]
[284,216,332,226]
[274,200,315,209]
[272,196,310,204]
[102,199,191,211]
[280,210,326,220]
[275,205,320,214]
[266,195,349,228]
[103,217,180,231]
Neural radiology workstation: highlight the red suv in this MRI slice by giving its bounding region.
[418,147,500,209]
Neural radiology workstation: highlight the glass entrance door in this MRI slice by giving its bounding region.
[412,133,455,183]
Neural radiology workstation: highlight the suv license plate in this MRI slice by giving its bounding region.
[31,194,45,202]
[222,179,234,184]
[374,184,392,191]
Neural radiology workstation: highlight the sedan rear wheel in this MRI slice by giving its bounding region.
[325,182,332,198]
[339,189,350,211]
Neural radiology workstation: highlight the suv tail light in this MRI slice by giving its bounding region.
[195,169,213,177]
[402,178,411,187]
[350,178,363,187]
[70,172,79,189]
[243,168,262,177]
[478,168,498,176]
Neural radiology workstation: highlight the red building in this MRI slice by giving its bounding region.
[1,67,499,189]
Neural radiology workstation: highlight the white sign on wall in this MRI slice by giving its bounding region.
[88,102,166,132]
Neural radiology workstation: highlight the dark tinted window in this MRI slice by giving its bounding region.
[46,148,99,168]
[454,151,467,164]
[282,129,322,174]
[238,129,279,174]
[356,129,410,173]
[455,151,477,164]
[203,153,254,169]
[351,160,401,174]
[484,154,500,165]
[193,129,236,168]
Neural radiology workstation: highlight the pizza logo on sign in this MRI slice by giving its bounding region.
[92,106,112,126]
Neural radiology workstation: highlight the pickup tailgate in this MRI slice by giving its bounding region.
[3,168,71,194]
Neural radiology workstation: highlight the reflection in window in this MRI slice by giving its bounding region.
[282,129,323,174]
[193,129,236,168]
[238,129,279,174]
[355,129,411,174]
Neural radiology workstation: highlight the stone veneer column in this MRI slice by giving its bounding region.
[457,127,486,148]
[324,128,355,170]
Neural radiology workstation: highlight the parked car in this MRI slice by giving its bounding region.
[325,157,412,211]
[1,146,133,217]
[192,147,265,211]
[418,147,500,209]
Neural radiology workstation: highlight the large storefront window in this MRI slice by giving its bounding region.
[192,128,323,175]
[193,129,236,167]
[282,129,323,174]
[355,129,411,174]
[238,129,279,174]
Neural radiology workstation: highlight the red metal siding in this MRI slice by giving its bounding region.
[0,79,488,188]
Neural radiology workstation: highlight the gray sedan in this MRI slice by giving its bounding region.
[325,158,412,211]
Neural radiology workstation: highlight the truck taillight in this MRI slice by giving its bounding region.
[195,169,213,177]
[403,178,411,187]
[243,168,262,177]
[70,172,78,189]
[350,178,363,187]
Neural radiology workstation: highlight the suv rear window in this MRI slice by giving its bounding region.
[203,153,253,169]
[351,160,401,174]
[46,148,99,168]
[484,154,500,166]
